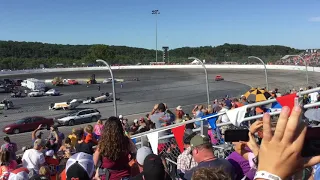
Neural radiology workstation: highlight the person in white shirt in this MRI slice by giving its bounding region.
[22,138,46,173]
[309,91,319,103]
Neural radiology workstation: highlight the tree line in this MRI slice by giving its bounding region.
[0,40,300,69]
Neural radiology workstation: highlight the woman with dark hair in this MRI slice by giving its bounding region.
[94,116,136,180]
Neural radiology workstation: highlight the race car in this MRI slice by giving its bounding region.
[68,79,79,85]
[215,75,224,81]
[83,93,112,104]
[49,99,83,110]
[45,89,60,96]
[28,90,45,97]
[0,99,14,110]
[83,93,120,104]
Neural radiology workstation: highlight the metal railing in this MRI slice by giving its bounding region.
[131,87,320,177]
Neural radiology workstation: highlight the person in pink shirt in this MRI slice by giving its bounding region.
[94,120,104,140]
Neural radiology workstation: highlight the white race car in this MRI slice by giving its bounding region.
[28,90,45,97]
[49,99,83,110]
[45,89,60,96]
[83,93,113,104]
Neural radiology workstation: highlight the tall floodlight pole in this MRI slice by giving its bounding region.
[248,56,269,90]
[286,55,309,85]
[152,10,160,62]
[188,57,210,136]
[96,59,117,116]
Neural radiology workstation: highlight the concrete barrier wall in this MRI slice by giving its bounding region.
[0,65,317,76]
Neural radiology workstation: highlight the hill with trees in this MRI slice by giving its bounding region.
[0,40,300,69]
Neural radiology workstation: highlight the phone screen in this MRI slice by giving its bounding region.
[224,129,249,142]
[302,127,320,157]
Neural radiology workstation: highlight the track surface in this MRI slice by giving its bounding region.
[0,68,318,152]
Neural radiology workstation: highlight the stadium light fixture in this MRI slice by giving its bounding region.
[152,10,160,62]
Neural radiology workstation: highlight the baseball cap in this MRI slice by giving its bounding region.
[134,119,138,123]
[143,154,167,180]
[34,138,46,147]
[305,109,320,121]
[8,167,29,180]
[119,115,123,119]
[136,146,153,165]
[190,135,211,148]
[176,105,182,111]
[45,150,54,157]
[66,152,94,180]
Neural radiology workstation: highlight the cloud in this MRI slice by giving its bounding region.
[308,17,320,22]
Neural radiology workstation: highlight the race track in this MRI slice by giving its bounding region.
[0,68,318,152]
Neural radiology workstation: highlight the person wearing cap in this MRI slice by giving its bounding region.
[45,149,59,180]
[130,146,153,179]
[176,129,198,179]
[183,135,236,180]
[130,119,140,133]
[22,138,46,174]
[131,154,172,180]
[175,106,185,123]
[59,152,95,180]
[5,167,29,180]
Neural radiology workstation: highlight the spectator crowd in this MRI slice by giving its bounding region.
[0,86,320,180]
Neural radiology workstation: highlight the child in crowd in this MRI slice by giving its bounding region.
[84,125,98,145]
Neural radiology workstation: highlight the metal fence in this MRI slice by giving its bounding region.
[130,87,320,178]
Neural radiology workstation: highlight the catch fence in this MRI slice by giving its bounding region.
[130,87,320,178]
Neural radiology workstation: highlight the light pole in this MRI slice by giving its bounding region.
[286,55,309,85]
[152,10,160,62]
[248,56,269,90]
[96,59,117,116]
[188,57,210,136]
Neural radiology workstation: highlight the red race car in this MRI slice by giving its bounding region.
[215,75,224,81]
[68,79,79,85]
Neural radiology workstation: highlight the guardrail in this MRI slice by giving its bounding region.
[0,64,319,76]
[131,87,320,169]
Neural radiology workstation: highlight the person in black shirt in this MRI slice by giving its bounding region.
[75,129,94,155]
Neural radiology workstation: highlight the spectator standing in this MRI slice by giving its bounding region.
[93,116,136,180]
[44,150,59,180]
[75,129,94,155]
[0,150,17,178]
[48,125,65,151]
[184,135,236,180]
[68,128,77,148]
[58,138,75,158]
[22,139,46,174]
[177,129,198,179]
[94,120,104,140]
[175,106,185,123]
[131,154,172,180]
[84,125,98,145]
[130,146,153,179]
[1,136,17,162]
[150,103,171,147]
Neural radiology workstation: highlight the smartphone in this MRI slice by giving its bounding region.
[302,127,320,157]
[224,129,249,142]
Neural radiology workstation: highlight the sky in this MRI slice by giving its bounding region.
[0,0,320,50]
